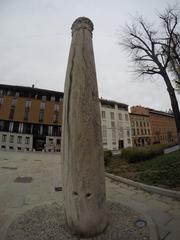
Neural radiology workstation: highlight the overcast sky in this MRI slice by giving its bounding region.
[0,0,179,111]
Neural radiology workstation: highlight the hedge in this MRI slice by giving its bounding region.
[121,145,164,163]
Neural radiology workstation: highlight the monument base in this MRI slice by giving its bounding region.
[6,201,150,240]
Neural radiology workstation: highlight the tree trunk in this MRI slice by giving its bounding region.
[62,17,108,237]
[163,72,180,146]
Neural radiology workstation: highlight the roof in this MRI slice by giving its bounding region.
[146,108,174,118]
[0,84,64,97]
[129,112,149,117]
[100,98,128,110]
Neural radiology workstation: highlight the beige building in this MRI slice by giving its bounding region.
[100,99,132,151]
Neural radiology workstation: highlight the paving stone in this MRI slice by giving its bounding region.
[24,194,40,205]
[0,150,179,240]
[147,209,174,226]
[165,216,180,239]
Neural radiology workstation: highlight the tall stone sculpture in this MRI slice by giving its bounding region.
[62,17,108,237]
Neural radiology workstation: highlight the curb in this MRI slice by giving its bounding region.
[106,173,180,200]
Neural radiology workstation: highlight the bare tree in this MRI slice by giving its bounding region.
[160,7,180,88]
[121,6,180,146]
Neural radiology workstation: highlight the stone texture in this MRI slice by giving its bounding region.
[62,17,107,237]
[6,202,149,240]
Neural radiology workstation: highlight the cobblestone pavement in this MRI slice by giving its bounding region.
[0,150,180,240]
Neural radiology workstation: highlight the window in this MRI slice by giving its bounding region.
[39,110,44,122]
[42,96,46,101]
[40,102,45,110]
[18,123,23,133]
[111,121,115,128]
[110,112,114,119]
[25,100,31,108]
[54,104,59,112]
[102,126,107,138]
[17,136,22,144]
[125,114,128,121]
[40,125,43,135]
[2,134,7,142]
[53,113,59,123]
[9,122,14,132]
[131,120,134,127]
[140,121,142,127]
[0,121,4,131]
[127,130,130,137]
[51,96,55,102]
[56,139,61,144]
[119,127,123,138]
[48,126,53,136]
[0,90,3,96]
[128,138,131,144]
[15,92,19,97]
[25,137,30,144]
[9,135,14,143]
[0,97,3,105]
[136,121,139,127]
[11,98,17,107]
[112,129,116,139]
[118,113,122,120]
[9,108,15,119]
[137,129,140,135]
[132,129,135,136]
[102,111,106,119]
[24,110,29,121]
[49,138,53,144]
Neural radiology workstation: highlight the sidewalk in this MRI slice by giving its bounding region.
[0,150,180,240]
[106,177,180,240]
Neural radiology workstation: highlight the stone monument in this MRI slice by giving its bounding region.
[5,17,151,240]
[62,17,108,237]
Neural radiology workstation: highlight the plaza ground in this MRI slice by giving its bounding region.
[0,150,180,239]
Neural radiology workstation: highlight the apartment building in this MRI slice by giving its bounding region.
[131,106,178,145]
[0,84,63,151]
[100,99,132,150]
[130,111,152,147]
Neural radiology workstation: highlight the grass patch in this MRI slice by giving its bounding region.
[106,150,180,190]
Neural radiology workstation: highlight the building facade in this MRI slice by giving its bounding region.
[0,85,132,152]
[100,99,132,150]
[130,112,152,147]
[0,84,63,151]
[131,106,178,145]
[1,84,176,152]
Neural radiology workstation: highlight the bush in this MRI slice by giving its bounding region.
[104,150,112,166]
[121,145,164,163]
